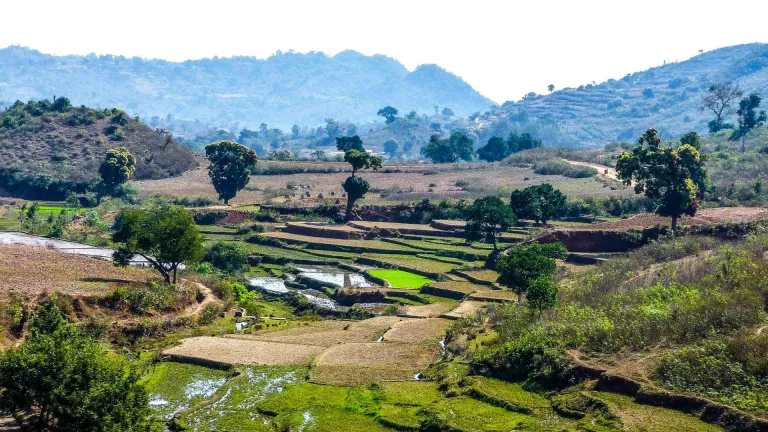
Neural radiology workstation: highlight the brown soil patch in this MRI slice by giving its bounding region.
[470,289,516,302]
[311,342,440,385]
[0,244,155,299]
[383,318,450,343]
[400,302,455,318]
[441,301,489,319]
[163,336,325,366]
[226,317,404,347]
[583,207,768,231]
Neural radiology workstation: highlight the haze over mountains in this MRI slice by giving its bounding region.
[1,44,767,148]
[0,46,493,130]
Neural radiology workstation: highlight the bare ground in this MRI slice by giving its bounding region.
[163,336,325,366]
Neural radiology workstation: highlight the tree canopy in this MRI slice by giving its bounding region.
[701,82,742,133]
[497,242,567,303]
[0,298,151,431]
[510,184,566,225]
[98,147,136,191]
[616,128,705,231]
[464,195,516,249]
[477,132,542,162]
[377,106,398,124]
[339,137,382,221]
[112,204,204,284]
[205,140,257,204]
[421,132,474,163]
[733,93,767,147]
[383,139,399,156]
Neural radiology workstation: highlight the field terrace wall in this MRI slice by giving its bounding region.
[283,222,367,240]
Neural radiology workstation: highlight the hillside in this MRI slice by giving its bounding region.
[0,98,197,199]
[0,47,493,130]
[474,43,768,147]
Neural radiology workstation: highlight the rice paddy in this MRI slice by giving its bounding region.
[368,269,433,289]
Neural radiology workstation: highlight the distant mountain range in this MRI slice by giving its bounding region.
[473,43,768,147]
[0,47,494,130]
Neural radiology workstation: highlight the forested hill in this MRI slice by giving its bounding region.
[0,47,493,129]
[473,43,768,148]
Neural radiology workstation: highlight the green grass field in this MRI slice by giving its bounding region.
[368,269,433,289]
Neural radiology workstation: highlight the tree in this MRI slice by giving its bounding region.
[377,106,398,124]
[51,96,72,112]
[99,147,136,192]
[616,128,704,232]
[336,135,365,152]
[526,275,557,316]
[421,132,474,163]
[547,84,555,92]
[510,184,566,225]
[464,196,516,250]
[497,243,567,303]
[205,242,247,273]
[679,131,709,196]
[383,139,399,156]
[441,107,455,117]
[701,82,742,133]
[291,124,301,139]
[477,137,509,162]
[310,149,326,159]
[112,204,204,284]
[339,137,382,221]
[205,140,257,204]
[0,298,151,431]
[733,93,767,153]
[324,118,343,140]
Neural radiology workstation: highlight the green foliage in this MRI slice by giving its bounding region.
[464,195,516,249]
[421,132,474,163]
[733,93,767,141]
[533,159,597,178]
[112,204,204,284]
[205,140,257,204]
[204,242,248,273]
[510,184,567,224]
[478,133,542,162]
[343,176,370,204]
[335,135,365,152]
[377,106,398,124]
[344,149,382,176]
[497,243,567,300]
[193,262,214,274]
[99,282,195,315]
[383,139,399,156]
[0,298,151,431]
[526,276,558,316]
[616,128,705,230]
[99,147,137,192]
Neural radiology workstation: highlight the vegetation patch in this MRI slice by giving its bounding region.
[368,269,433,289]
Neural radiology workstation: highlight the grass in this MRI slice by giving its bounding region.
[142,362,231,421]
[430,396,536,431]
[361,253,457,276]
[261,231,423,254]
[455,269,500,283]
[591,391,722,432]
[369,269,433,289]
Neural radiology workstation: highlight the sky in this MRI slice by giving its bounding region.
[2,0,767,104]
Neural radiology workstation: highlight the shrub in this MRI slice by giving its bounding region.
[533,160,597,178]
[204,242,248,273]
[194,211,227,225]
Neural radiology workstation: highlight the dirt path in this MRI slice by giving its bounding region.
[181,280,220,316]
[561,159,622,182]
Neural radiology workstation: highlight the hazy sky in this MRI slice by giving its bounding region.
[3,0,767,103]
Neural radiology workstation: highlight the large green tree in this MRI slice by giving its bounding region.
[477,137,508,162]
[421,132,474,163]
[383,139,399,157]
[525,275,558,317]
[732,93,767,153]
[377,106,398,124]
[0,298,151,431]
[338,136,382,221]
[616,128,704,232]
[205,140,257,204]
[464,195,516,250]
[510,184,566,225]
[112,204,204,284]
[99,147,136,193]
[497,243,567,303]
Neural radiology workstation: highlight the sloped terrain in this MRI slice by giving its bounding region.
[475,43,768,147]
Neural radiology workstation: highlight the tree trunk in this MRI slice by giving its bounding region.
[671,216,678,233]
[172,267,178,285]
[492,233,498,250]
[741,136,746,154]
[345,196,354,222]
[517,291,523,304]
[224,198,230,205]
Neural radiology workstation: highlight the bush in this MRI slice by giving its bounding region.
[194,211,227,225]
[204,242,248,273]
[533,160,597,178]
